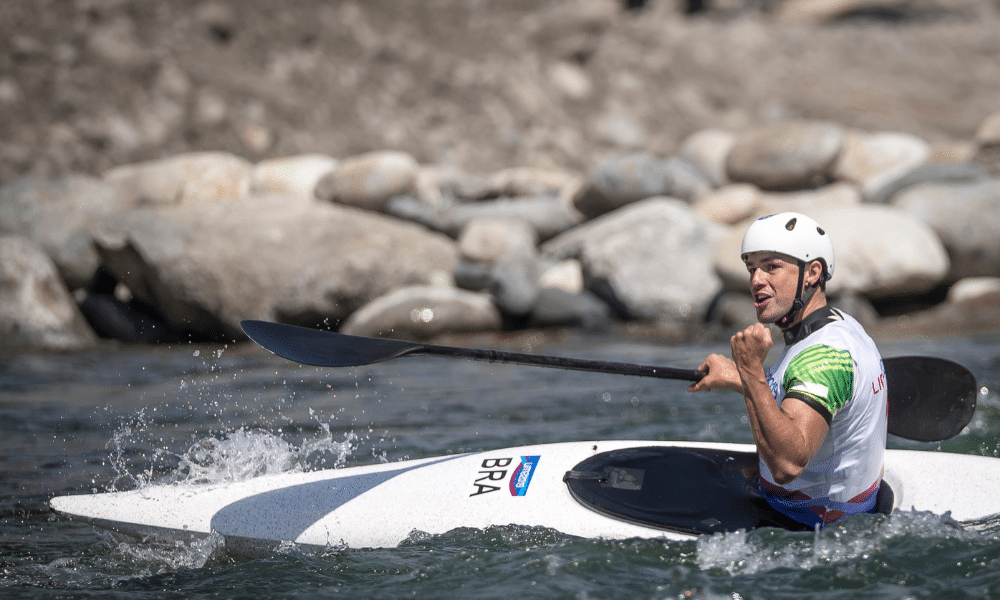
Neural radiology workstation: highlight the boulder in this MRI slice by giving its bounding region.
[91,196,458,340]
[832,130,930,202]
[946,276,1000,307]
[386,195,583,242]
[714,205,949,298]
[456,218,543,317]
[314,150,419,211]
[0,175,127,290]
[542,198,727,323]
[679,128,736,188]
[571,153,711,219]
[339,286,502,340]
[893,178,1000,281]
[692,184,762,225]
[876,275,1000,338]
[726,121,845,191]
[775,0,907,22]
[485,166,580,199]
[528,287,611,330]
[250,153,338,202]
[758,182,862,215]
[539,259,585,294]
[0,236,97,352]
[104,152,253,206]
[488,246,542,317]
[863,161,989,205]
[415,165,492,205]
[973,110,1000,176]
[695,183,860,228]
[457,218,538,264]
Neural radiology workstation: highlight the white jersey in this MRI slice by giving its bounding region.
[759,307,888,524]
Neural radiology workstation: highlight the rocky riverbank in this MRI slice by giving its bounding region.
[2,113,999,353]
[2,0,999,352]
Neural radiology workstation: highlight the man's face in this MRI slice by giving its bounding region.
[743,252,800,324]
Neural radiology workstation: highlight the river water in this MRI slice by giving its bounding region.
[2,330,1000,599]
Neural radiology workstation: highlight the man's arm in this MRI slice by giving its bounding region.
[731,323,829,484]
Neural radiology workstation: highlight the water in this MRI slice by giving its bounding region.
[2,331,1000,599]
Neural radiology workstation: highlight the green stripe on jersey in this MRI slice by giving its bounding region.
[783,345,854,415]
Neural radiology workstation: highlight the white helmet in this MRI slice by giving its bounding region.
[741,212,835,281]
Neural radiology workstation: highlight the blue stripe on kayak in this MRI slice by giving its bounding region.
[210,455,464,544]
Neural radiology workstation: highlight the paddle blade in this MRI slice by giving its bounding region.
[886,356,977,442]
[240,320,421,367]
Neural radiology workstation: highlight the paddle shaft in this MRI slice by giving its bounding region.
[402,342,705,382]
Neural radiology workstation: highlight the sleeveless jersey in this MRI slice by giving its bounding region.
[758,307,888,526]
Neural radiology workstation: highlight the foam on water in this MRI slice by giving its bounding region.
[695,509,997,576]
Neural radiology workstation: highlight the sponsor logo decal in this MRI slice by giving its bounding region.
[509,456,540,496]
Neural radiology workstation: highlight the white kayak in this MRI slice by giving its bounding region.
[51,440,1000,555]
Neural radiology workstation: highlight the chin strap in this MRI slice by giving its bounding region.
[775,260,810,329]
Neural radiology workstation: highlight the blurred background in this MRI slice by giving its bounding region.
[3,0,997,183]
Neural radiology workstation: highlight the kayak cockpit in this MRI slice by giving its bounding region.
[564,446,893,535]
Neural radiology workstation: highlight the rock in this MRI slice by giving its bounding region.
[0,175,127,290]
[457,218,542,316]
[386,194,583,242]
[486,166,580,199]
[706,291,758,331]
[542,198,727,323]
[714,205,950,298]
[250,154,338,202]
[775,0,907,23]
[875,276,1000,338]
[571,153,711,219]
[539,259,584,294]
[453,260,495,293]
[86,16,155,69]
[975,111,1000,146]
[893,178,1000,281]
[693,184,762,225]
[697,183,860,230]
[76,292,178,344]
[726,121,845,191]
[339,286,502,340]
[946,276,1000,307]
[458,218,538,264]
[314,150,419,211]
[590,104,648,148]
[415,165,492,205]
[548,61,594,101]
[832,130,931,202]
[679,128,736,188]
[828,292,880,330]
[863,161,989,205]
[0,236,97,352]
[104,152,253,206]
[973,110,1000,175]
[454,218,543,317]
[528,287,611,330]
[489,246,542,317]
[758,182,862,216]
[91,197,458,340]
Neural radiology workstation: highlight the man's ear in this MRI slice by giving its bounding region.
[805,260,825,287]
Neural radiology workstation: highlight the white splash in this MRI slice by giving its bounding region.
[696,510,987,576]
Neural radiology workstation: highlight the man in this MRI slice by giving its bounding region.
[688,212,887,529]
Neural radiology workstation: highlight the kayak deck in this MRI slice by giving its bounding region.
[50,441,1000,553]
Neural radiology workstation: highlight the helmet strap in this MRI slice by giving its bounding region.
[775,260,809,329]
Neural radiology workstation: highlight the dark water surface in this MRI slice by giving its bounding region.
[2,332,1000,599]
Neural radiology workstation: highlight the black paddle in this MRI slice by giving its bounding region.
[239,320,977,442]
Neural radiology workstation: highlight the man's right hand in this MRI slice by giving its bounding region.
[687,353,743,393]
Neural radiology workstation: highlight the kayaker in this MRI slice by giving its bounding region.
[687,212,887,529]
